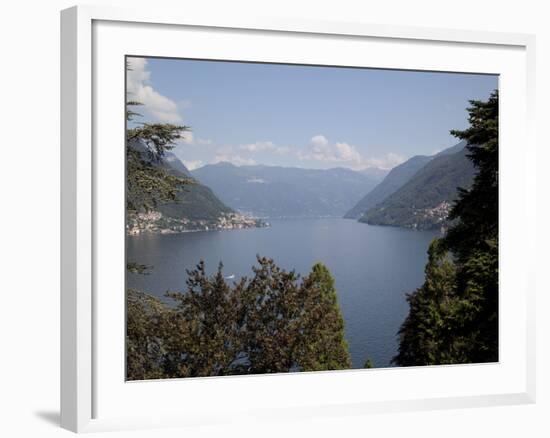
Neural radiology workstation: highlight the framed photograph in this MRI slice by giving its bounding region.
[61,5,536,433]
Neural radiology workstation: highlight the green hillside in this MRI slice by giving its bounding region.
[360,146,475,230]
[344,155,432,219]
[126,142,261,234]
[158,153,233,221]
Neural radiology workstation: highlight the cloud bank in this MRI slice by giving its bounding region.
[127,58,183,124]
[300,134,405,170]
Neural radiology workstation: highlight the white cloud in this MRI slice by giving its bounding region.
[310,134,329,147]
[335,142,363,163]
[240,141,276,152]
[300,134,405,170]
[213,153,257,166]
[302,136,362,164]
[181,160,203,171]
[127,57,183,123]
[239,141,290,155]
[176,134,215,147]
[274,146,291,155]
[179,131,195,145]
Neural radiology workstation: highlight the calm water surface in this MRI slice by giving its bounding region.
[127,218,438,368]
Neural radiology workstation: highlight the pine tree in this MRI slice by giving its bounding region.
[296,263,351,371]
[445,90,499,363]
[125,68,192,213]
[242,256,306,374]
[242,258,351,374]
[446,90,499,261]
[126,257,353,380]
[393,240,458,366]
[126,289,168,380]
[164,262,245,377]
[125,70,196,374]
[393,91,499,366]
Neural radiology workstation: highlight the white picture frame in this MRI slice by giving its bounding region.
[60,4,537,433]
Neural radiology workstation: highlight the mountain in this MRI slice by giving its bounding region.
[126,141,264,234]
[344,141,466,220]
[434,140,468,156]
[344,155,432,219]
[359,167,390,181]
[157,152,233,221]
[360,142,475,230]
[191,163,382,218]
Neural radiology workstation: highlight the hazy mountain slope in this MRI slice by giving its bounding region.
[345,140,467,220]
[127,140,234,223]
[157,152,234,221]
[344,155,432,219]
[359,167,390,181]
[435,140,467,157]
[360,144,475,230]
[191,163,382,218]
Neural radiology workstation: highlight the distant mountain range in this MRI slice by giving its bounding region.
[358,167,390,181]
[128,138,475,232]
[191,163,385,218]
[359,141,475,230]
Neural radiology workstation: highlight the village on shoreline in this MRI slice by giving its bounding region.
[126,211,269,235]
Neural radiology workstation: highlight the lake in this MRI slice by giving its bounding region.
[126,218,438,369]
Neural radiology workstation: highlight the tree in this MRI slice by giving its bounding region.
[295,263,351,371]
[126,257,352,380]
[126,289,168,380]
[125,68,197,376]
[393,240,459,366]
[125,68,193,262]
[446,90,499,261]
[125,79,192,213]
[445,90,499,363]
[393,91,499,366]
[162,262,246,377]
[241,258,351,374]
[241,257,307,374]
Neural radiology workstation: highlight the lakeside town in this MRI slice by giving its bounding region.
[410,201,453,231]
[126,211,268,235]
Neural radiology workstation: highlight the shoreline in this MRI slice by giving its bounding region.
[126,223,270,236]
[126,216,444,237]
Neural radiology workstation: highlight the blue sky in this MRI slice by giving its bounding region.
[127,57,497,171]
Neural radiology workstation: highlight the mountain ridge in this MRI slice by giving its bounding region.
[344,141,467,220]
[360,142,475,230]
[344,155,432,219]
[126,141,263,234]
[191,162,384,218]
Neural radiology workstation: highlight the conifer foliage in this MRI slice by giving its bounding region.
[125,72,191,213]
[393,91,499,366]
[127,257,351,380]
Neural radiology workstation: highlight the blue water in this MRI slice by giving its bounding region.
[126,218,437,368]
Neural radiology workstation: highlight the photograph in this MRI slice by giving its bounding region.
[1,0,545,435]
[125,56,499,381]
